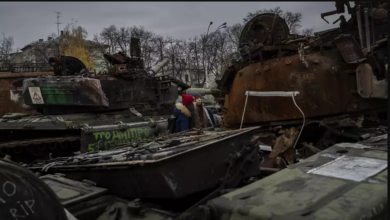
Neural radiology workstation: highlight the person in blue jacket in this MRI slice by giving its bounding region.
[173,94,195,132]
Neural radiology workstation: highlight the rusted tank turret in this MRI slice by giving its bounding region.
[218,6,387,128]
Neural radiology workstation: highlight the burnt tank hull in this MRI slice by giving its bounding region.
[223,47,387,128]
[28,127,261,200]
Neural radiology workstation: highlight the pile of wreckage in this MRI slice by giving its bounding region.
[0,1,388,220]
[0,123,387,220]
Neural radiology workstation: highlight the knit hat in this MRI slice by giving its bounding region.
[181,94,195,107]
[187,91,201,99]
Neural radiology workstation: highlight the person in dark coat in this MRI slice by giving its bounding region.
[173,94,195,132]
[187,91,216,128]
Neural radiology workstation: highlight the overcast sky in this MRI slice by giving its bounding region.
[0,1,350,50]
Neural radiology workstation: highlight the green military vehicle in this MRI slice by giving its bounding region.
[180,134,387,220]
[0,38,190,163]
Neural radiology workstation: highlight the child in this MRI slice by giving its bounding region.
[173,94,195,132]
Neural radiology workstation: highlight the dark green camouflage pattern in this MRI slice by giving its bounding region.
[205,140,388,220]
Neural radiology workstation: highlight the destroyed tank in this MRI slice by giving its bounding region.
[214,2,388,170]
[0,38,190,163]
[217,2,388,129]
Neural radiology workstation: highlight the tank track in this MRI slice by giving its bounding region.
[0,136,80,162]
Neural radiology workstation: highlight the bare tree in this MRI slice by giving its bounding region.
[93,25,118,71]
[243,6,283,23]
[164,38,189,79]
[129,26,156,68]
[188,36,205,86]
[91,22,243,86]
[0,33,14,65]
[283,11,302,34]
[115,26,131,55]
[225,23,243,47]
[300,27,315,36]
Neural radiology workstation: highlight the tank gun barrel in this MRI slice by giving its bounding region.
[184,88,220,96]
[150,58,170,75]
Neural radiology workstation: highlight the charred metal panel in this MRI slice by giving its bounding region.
[334,35,366,63]
[29,127,261,200]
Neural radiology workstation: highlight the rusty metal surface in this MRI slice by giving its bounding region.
[269,127,298,165]
[222,47,387,127]
[28,127,262,200]
[334,35,366,63]
[239,13,289,47]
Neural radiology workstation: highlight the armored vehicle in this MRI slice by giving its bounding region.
[214,2,387,167]
[8,124,387,220]
[0,38,190,163]
[217,1,387,128]
[180,132,388,220]
[28,127,263,218]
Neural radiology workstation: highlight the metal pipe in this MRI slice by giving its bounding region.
[356,5,364,49]
[240,93,249,130]
[245,91,300,97]
[370,4,375,46]
[150,58,170,75]
[364,8,371,53]
[185,88,220,95]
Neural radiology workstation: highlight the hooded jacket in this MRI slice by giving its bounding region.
[173,103,191,132]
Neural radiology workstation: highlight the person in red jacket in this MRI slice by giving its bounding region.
[173,94,195,132]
